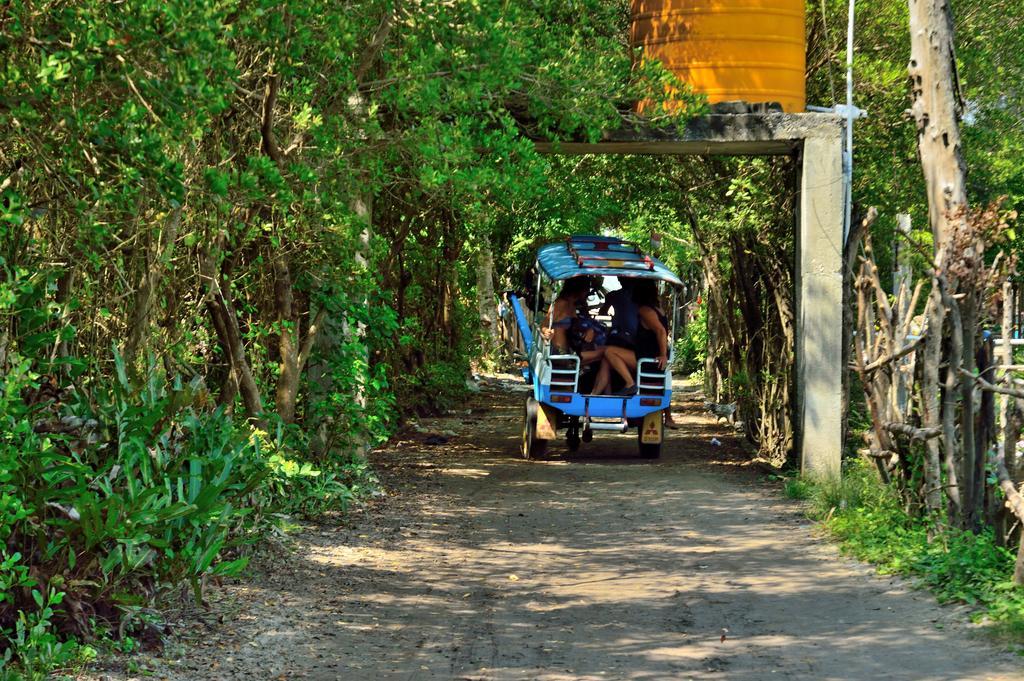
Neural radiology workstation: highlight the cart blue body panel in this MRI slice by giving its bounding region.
[537,385,670,418]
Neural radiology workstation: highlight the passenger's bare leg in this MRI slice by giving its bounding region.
[579,346,605,366]
[604,347,637,389]
[664,410,680,429]
[592,359,612,395]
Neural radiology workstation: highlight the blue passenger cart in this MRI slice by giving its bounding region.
[506,235,683,459]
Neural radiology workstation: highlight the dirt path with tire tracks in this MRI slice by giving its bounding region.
[84,377,1019,680]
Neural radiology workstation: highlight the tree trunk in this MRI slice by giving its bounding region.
[274,255,300,423]
[310,190,373,454]
[919,286,946,515]
[959,295,978,528]
[892,214,914,416]
[907,0,970,518]
[907,0,968,263]
[124,208,180,370]
[200,250,264,420]
[843,208,875,458]
[476,233,500,365]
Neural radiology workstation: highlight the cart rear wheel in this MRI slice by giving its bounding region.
[637,428,662,459]
[565,417,581,453]
[522,397,548,460]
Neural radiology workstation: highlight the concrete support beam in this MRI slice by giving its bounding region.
[796,135,845,479]
[533,113,840,156]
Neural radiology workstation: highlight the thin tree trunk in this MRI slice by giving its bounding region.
[907,0,970,519]
[844,208,876,457]
[940,277,964,520]
[200,250,264,419]
[969,331,995,531]
[52,267,77,373]
[124,208,180,368]
[907,0,969,262]
[959,295,979,529]
[919,285,946,515]
[476,233,500,364]
[892,214,914,417]
[274,255,300,423]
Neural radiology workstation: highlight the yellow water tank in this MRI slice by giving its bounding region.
[631,0,806,113]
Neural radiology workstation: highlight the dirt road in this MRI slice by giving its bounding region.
[91,379,1019,680]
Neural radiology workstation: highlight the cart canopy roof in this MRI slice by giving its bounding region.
[536,235,683,287]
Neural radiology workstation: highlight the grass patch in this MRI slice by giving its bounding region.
[786,461,1024,641]
[782,476,812,500]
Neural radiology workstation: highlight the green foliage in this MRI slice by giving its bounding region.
[0,281,377,675]
[782,477,812,501]
[0,350,262,670]
[796,461,1024,637]
[254,421,378,519]
[807,0,1024,266]
[673,302,708,376]
[394,361,474,416]
[0,347,380,674]
[2,588,79,680]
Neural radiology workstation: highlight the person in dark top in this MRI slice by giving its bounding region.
[599,277,638,349]
[592,279,669,396]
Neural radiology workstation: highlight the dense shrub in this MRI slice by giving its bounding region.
[0,277,377,677]
[392,361,474,416]
[0,350,381,677]
[0,356,258,674]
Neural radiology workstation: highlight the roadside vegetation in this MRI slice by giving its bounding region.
[786,463,1024,641]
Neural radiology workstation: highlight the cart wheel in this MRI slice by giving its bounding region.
[522,397,548,460]
[565,417,581,453]
[637,427,662,459]
[582,427,593,443]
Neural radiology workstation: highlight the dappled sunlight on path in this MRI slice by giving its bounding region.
[87,378,1019,680]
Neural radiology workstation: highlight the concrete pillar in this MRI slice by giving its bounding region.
[797,135,845,479]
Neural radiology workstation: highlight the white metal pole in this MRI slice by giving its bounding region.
[843,0,855,245]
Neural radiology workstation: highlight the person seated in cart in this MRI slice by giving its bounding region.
[539,277,606,368]
[592,279,669,396]
[599,277,638,348]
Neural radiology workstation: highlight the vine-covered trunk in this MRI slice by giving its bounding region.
[273,254,326,424]
[123,209,180,371]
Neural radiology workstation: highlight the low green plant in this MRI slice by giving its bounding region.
[3,588,79,680]
[0,352,269,673]
[806,460,892,517]
[0,273,384,675]
[782,477,812,500]
[253,424,374,518]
